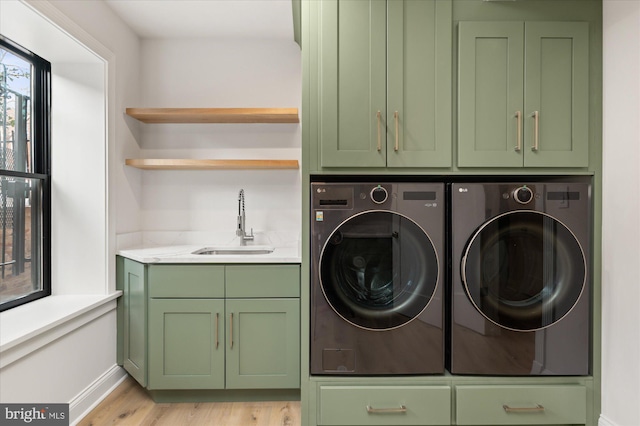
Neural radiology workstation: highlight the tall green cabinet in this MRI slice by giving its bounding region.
[319,0,452,168]
[302,0,603,424]
[458,21,589,168]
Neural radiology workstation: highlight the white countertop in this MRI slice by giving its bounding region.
[117,231,301,264]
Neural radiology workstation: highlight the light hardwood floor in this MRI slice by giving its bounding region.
[77,377,301,426]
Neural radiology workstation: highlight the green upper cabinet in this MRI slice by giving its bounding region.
[524,22,589,167]
[319,0,452,168]
[458,21,589,168]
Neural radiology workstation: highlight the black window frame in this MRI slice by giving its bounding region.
[0,35,51,312]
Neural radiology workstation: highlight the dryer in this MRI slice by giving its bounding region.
[449,179,591,375]
[310,181,444,375]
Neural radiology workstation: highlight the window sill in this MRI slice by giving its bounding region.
[0,293,121,368]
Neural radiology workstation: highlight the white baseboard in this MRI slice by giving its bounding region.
[69,364,128,425]
[599,414,619,426]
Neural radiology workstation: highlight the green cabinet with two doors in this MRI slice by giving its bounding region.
[458,21,589,168]
[318,0,452,168]
[118,257,300,391]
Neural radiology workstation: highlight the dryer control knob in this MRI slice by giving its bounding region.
[514,186,534,204]
[370,186,388,204]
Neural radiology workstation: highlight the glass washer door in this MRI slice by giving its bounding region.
[319,210,439,331]
[462,210,586,331]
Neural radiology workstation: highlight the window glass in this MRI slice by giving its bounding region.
[0,36,50,311]
[0,176,42,305]
[1,46,33,173]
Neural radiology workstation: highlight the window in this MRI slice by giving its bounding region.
[0,35,51,312]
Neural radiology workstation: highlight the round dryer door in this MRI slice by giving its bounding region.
[319,210,439,331]
[462,210,587,331]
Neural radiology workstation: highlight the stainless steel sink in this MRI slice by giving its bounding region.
[192,246,274,255]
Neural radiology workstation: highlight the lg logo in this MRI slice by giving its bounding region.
[458,187,468,193]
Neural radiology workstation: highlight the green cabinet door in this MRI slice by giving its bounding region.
[458,21,524,167]
[319,0,451,169]
[319,0,386,167]
[148,298,225,390]
[122,258,147,387]
[387,0,452,167]
[458,21,589,168]
[524,22,589,167]
[225,298,300,389]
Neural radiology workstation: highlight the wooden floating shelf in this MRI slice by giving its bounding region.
[125,107,299,124]
[125,159,299,170]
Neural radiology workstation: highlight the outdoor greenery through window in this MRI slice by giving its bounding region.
[0,35,51,312]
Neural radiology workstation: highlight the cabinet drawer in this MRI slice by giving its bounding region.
[456,385,586,425]
[148,265,224,297]
[318,385,451,425]
[226,265,300,298]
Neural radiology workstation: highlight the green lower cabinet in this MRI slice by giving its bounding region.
[455,385,587,425]
[117,258,301,394]
[148,297,300,391]
[148,298,225,390]
[318,385,451,426]
[226,298,300,389]
[121,258,147,387]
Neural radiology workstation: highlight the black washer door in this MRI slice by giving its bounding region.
[462,211,586,331]
[320,211,439,330]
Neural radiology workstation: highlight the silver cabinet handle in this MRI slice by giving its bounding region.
[515,111,522,152]
[366,405,407,414]
[503,404,545,413]
[531,110,539,151]
[229,313,233,349]
[394,111,399,152]
[376,111,382,152]
[215,312,219,349]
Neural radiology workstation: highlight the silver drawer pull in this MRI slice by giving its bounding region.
[366,405,407,414]
[503,404,545,413]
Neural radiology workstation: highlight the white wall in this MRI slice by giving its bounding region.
[47,0,144,238]
[51,61,107,294]
[0,310,117,403]
[138,38,301,237]
[601,1,640,425]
